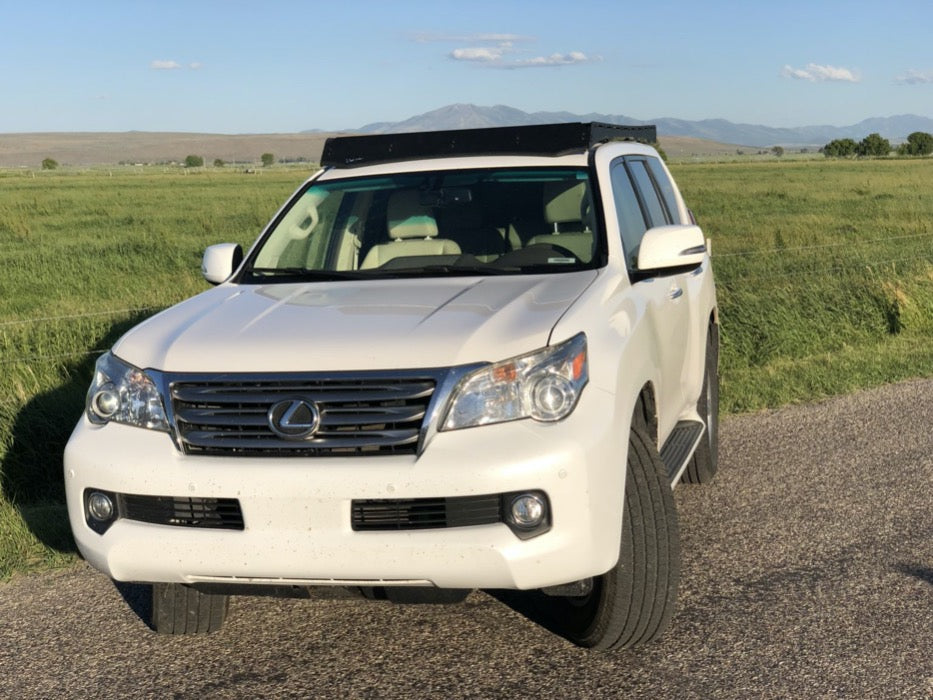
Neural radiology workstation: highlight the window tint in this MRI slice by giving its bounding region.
[628,160,670,228]
[610,162,648,268]
[646,158,682,225]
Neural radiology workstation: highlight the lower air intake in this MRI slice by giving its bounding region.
[351,495,502,531]
[120,495,244,531]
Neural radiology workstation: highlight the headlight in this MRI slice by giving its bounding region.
[85,352,169,432]
[442,333,588,431]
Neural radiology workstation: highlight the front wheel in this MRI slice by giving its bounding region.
[539,427,680,650]
[152,583,228,635]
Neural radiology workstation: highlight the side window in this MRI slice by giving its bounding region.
[646,158,683,225]
[627,160,670,228]
[609,161,648,268]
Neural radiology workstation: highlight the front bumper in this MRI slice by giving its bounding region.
[64,387,627,590]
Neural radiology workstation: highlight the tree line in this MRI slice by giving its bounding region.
[822,131,933,158]
[184,153,277,168]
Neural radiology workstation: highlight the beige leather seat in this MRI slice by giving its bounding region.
[360,190,461,269]
[526,182,594,261]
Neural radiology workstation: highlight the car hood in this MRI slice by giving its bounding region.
[113,272,599,373]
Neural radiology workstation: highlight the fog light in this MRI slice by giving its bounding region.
[87,491,114,521]
[509,493,546,528]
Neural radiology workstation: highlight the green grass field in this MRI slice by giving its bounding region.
[2,158,933,579]
[671,158,933,411]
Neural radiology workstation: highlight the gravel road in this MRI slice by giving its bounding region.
[2,380,931,699]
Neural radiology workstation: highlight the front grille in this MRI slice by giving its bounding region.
[120,495,244,530]
[352,495,502,531]
[168,373,438,457]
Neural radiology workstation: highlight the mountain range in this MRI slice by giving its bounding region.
[345,104,933,148]
[4,105,931,167]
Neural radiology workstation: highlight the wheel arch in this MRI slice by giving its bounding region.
[632,382,659,447]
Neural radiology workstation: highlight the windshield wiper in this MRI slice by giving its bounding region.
[381,264,521,277]
[514,263,589,274]
[247,267,370,281]
[246,264,542,281]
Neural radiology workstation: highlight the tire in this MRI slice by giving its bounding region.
[682,322,719,484]
[539,427,680,650]
[152,583,228,635]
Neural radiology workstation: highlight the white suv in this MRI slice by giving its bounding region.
[65,123,719,650]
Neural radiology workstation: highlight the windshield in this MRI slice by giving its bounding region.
[243,167,601,281]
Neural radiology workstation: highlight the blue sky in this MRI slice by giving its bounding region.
[2,0,931,133]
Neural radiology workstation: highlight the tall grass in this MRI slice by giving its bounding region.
[2,159,932,578]
[671,157,933,412]
[0,168,307,578]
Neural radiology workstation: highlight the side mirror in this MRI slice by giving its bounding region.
[201,243,243,285]
[636,225,706,272]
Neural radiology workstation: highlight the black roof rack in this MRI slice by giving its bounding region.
[320,122,657,168]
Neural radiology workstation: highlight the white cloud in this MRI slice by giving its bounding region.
[470,33,526,43]
[509,52,593,68]
[781,63,859,83]
[413,32,530,44]
[451,47,507,63]
[151,60,183,70]
[151,60,203,71]
[896,69,933,85]
[449,44,596,69]
[418,30,593,69]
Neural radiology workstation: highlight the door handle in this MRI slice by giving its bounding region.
[669,286,684,300]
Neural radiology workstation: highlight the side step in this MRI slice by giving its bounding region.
[659,420,705,483]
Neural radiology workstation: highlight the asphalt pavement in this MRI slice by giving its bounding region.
[1,379,931,699]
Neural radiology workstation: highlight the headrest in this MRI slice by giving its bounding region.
[544,182,586,225]
[387,190,439,240]
[284,200,319,241]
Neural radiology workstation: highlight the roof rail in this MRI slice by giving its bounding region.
[321,122,658,168]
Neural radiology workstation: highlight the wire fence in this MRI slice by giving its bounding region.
[715,253,933,284]
[3,236,933,366]
[0,307,156,367]
[0,349,109,366]
[711,231,933,258]
[0,307,158,329]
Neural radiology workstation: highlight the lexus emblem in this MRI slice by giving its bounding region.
[267,399,321,440]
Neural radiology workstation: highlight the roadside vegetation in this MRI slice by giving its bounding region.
[2,158,933,579]
[0,168,304,579]
[671,157,933,412]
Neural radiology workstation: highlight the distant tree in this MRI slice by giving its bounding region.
[857,133,891,157]
[184,154,204,168]
[901,131,933,156]
[41,157,58,170]
[822,138,858,158]
[213,158,226,167]
[261,152,275,167]
[771,146,784,157]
